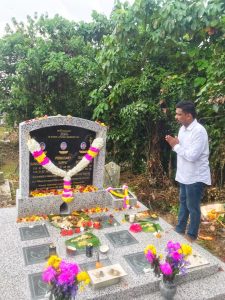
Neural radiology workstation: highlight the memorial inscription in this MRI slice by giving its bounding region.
[29,125,96,192]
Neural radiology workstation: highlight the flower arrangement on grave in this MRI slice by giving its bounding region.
[27,136,104,203]
[106,185,130,208]
[144,241,192,282]
[42,255,90,300]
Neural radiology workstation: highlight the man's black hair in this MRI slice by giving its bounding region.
[176,101,196,118]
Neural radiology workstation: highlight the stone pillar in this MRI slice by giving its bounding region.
[104,162,120,187]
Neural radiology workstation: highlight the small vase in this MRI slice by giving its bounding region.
[159,279,177,300]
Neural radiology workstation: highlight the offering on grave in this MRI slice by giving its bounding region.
[49,212,90,230]
[66,245,77,256]
[129,214,136,223]
[135,210,159,221]
[99,244,109,254]
[66,232,100,250]
[86,243,94,257]
[48,244,57,256]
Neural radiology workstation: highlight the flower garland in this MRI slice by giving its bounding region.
[106,185,130,208]
[27,136,104,203]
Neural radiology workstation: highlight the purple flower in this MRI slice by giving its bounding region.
[160,262,173,276]
[167,241,181,252]
[42,266,56,283]
[171,251,182,262]
[145,250,155,264]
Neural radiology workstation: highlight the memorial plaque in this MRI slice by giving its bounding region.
[123,252,150,274]
[19,224,50,241]
[28,272,48,299]
[105,230,138,248]
[23,244,50,265]
[29,125,96,192]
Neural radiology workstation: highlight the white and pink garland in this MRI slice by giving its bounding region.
[27,137,104,203]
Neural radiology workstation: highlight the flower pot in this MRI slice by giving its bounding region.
[159,279,177,300]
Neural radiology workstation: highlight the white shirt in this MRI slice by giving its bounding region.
[173,119,211,185]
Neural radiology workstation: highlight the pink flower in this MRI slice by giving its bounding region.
[160,262,173,276]
[42,266,56,283]
[145,250,155,263]
[60,261,80,276]
[57,271,75,285]
[171,251,182,261]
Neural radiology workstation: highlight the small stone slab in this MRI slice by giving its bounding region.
[105,230,138,248]
[187,250,209,269]
[123,252,150,274]
[28,272,48,300]
[23,244,50,266]
[80,258,111,271]
[19,224,50,241]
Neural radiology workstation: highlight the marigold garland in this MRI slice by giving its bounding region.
[27,136,104,203]
[106,185,130,208]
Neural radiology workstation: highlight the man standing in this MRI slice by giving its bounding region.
[165,101,211,242]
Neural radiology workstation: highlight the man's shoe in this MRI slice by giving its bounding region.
[185,234,195,243]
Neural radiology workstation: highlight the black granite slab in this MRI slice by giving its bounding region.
[105,230,139,248]
[123,251,150,274]
[23,244,50,266]
[28,272,48,300]
[19,224,50,241]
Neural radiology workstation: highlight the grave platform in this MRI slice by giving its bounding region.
[1,203,225,300]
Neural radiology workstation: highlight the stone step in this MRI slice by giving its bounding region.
[136,269,225,300]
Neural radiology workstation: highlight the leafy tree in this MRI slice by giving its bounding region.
[0,13,112,124]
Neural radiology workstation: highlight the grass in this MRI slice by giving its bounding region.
[0,159,18,180]
[0,125,11,140]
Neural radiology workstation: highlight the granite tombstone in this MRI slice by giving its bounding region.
[16,116,112,217]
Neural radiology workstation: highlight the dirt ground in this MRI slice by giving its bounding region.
[0,127,224,262]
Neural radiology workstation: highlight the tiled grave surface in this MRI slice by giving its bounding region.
[28,272,48,300]
[23,244,50,266]
[19,224,50,241]
[92,214,120,228]
[80,258,112,271]
[123,252,150,274]
[105,230,139,247]
[66,248,86,257]
[1,205,225,300]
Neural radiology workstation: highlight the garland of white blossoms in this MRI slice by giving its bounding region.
[27,136,104,203]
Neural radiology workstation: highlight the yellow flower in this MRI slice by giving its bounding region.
[159,254,163,260]
[47,255,62,269]
[144,244,156,255]
[77,271,90,285]
[180,244,192,256]
[95,207,102,213]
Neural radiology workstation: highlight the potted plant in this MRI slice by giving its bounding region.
[42,255,90,300]
[144,241,192,299]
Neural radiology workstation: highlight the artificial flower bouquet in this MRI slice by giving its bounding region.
[42,255,90,300]
[144,241,192,282]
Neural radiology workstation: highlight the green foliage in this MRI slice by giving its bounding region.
[0,13,112,123]
[0,0,224,185]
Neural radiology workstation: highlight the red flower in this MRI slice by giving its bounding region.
[129,223,142,233]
